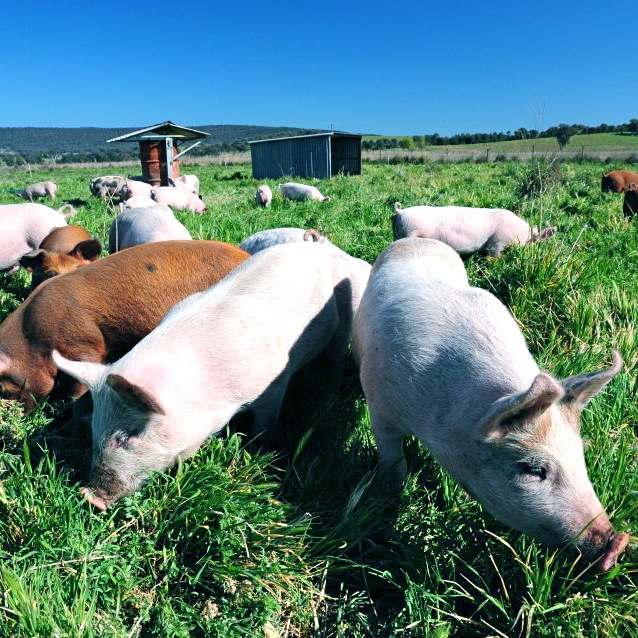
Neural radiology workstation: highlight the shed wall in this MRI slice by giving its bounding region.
[330,136,362,176]
[251,137,331,179]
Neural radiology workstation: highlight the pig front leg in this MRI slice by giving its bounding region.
[249,374,291,447]
[370,407,407,493]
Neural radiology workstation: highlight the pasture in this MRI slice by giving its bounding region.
[0,159,636,637]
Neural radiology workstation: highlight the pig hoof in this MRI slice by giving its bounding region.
[81,487,109,511]
[596,532,630,572]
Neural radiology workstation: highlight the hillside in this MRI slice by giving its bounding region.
[0,124,326,165]
[364,132,638,154]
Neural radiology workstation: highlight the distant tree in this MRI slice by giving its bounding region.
[628,119,638,135]
[516,127,529,140]
[404,137,415,151]
[554,124,574,150]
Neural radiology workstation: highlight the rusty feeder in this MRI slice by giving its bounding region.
[107,121,210,186]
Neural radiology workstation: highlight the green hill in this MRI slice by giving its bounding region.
[0,124,326,165]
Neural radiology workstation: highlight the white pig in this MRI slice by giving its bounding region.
[391,203,556,256]
[108,207,192,253]
[0,203,73,272]
[255,185,273,207]
[53,241,371,509]
[279,182,330,202]
[151,186,206,213]
[119,195,163,211]
[171,174,200,195]
[239,227,329,254]
[119,180,154,200]
[17,181,57,202]
[353,237,628,571]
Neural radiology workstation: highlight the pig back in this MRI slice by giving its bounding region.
[21,240,249,363]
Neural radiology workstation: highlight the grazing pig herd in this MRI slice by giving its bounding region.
[0,167,633,574]
[89,174,205,213]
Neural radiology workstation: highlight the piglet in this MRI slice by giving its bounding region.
[0,203,74,272]
[239,227,329,254]
[119,180,153,200]
[151,186,205,213]
[16,181,57,202]
[171,174,200,195]
[109,207,192,253]
[601,170,638,193]
[392,202,556,256]
[89,176,126,199]
[53,241,371,509]
[19,225,102,289]
[353,237,628,571]
[279,182,330,202]
[255,185,273,207]
[0,240,249,413]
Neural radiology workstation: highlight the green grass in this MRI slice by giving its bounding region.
[0,159,636,636]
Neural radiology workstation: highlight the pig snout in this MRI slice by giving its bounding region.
[81,487,110,511]
[596,532,630,572]
[82,466,127,510]
[577,515,629,571]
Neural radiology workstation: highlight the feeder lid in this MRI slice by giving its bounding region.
[107,121,210,143]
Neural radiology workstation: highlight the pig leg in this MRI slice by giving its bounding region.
[484,237,506,257]
[249,375,291,446]
[370,408,407,493]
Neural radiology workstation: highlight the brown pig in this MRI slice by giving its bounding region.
[0,240,249,413]
[601,170,638,220]
[601,170,638,193]
[19,225,103,289]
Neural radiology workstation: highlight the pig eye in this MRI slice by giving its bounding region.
[518,463,548,482]
[113,431,130,448]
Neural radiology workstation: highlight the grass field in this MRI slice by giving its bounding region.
[0,158,636,637]
[364,132,638,159]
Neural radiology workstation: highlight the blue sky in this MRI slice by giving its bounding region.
[4,1,636,136]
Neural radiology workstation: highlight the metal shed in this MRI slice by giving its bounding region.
[248,132,362,180]
[107,121,209,186]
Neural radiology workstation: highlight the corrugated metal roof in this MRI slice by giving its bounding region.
[247,131,361,145]
[107,121,210,143]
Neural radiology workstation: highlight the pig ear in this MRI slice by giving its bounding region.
[0,351,11,374]
[561,351,622,409]
[51,350,107,389]
[480,373,564,441]
[106,374,166,415]
[70,238,102,263]
[18,250,46,272]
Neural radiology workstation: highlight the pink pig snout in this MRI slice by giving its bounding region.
[81,487,110,511]
[595,532,629,572]
[577,513,629,572]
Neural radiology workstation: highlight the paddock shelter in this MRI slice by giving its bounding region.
[107,121,209,186]
[248,132,362,180]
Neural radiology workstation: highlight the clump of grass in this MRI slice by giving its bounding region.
[517,158,564,199]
